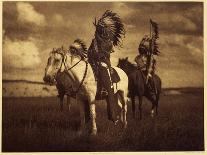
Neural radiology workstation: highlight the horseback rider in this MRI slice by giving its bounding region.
[135,35,156,92]
[88,10,125,123]
[135,20,159,93]
[135,35,156,77]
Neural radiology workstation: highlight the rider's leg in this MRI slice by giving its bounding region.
[99,65,117,122]
[106,88,118,122]
[147,73,157,96]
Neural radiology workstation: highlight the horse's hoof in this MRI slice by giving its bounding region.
[90,129,97,136]
[151,110,155,118]
[114,119,119,126]
[123,122,127,129]
[151,113,154,118]
[77,130,83,136]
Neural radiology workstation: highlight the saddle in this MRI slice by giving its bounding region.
[110,67,120,83]
[95,67,120,100]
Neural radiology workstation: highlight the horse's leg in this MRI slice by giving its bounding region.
[116,93,122,122]
[78,99,85,135]
[131,96,136,119]
[138,96,143,120]
[59,94,64,111]
[117,91,127,128]
[152,78,159,116]
[146,94,156,118]
[106,97,112,121]
[151,76,161,116]
[89,102,97,136]
[155,93,160,115]
[151,95,157,117]
[115,93,121,123]
[151,103,155,118]
[66,96,71,111]
[105,96,118,123]
[123,96,128,128]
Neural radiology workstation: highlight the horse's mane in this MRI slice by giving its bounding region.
[50,47,67,56]
[125,59,137,70]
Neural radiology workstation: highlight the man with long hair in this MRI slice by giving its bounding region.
[135,19,160,94]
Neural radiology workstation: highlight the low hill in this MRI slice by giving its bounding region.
[2,79,203,97]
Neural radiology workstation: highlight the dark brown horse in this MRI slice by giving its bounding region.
[117,57,162,119]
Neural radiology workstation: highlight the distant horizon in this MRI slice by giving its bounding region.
[2,79,204,89]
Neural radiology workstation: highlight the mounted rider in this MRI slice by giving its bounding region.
[135,19,160,93]
[88,10,125,123]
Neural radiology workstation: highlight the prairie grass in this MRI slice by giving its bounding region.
[2,88,204,152]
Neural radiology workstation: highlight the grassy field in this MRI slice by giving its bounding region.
[2,88,204,152]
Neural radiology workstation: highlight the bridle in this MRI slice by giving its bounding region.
[55,52,88,95]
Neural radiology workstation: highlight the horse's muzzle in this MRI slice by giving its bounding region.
[43,75,56,85]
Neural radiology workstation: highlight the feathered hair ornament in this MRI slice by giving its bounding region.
[69,39,88,58]
[93,10,125,47]
[150,19,160,55]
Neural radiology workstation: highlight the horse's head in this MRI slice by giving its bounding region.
[43,48,66,85]
[117,57,135,74]
[117,57,129,69]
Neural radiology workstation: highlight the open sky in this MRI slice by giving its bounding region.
[2,2,203,88]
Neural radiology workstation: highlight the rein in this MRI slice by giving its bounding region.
[73,61,88,94]
[65,56,82,71]
[62,55,88,94]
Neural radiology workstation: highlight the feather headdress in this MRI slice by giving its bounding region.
[94,10,125,47]
[69,39,88,58]
[150,19,160,55]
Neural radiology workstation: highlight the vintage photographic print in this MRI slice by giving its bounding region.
[2,1,204,152]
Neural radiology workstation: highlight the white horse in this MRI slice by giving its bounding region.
[44,49,128,135]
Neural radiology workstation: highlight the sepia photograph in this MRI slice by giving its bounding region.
[2,1,204,152]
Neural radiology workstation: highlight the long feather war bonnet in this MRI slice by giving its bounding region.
[94,10,125,47]
[150,19,160,55]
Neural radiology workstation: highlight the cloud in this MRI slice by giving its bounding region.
[152,13,197,34]
[112,2,136,18]
[3,36,41,69]
[53,13,64,23]
[121,2,202,36]
[159,33,203,66]
[17,2,46,26]
[50,13,65,27]
[156,34,203,88]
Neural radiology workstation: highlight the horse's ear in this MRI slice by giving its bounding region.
[125,57,128,60]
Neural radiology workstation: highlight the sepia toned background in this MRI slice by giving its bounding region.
[3,2,203,89]
[2,1,204,152]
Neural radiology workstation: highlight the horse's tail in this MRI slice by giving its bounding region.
[154,74,162,94]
